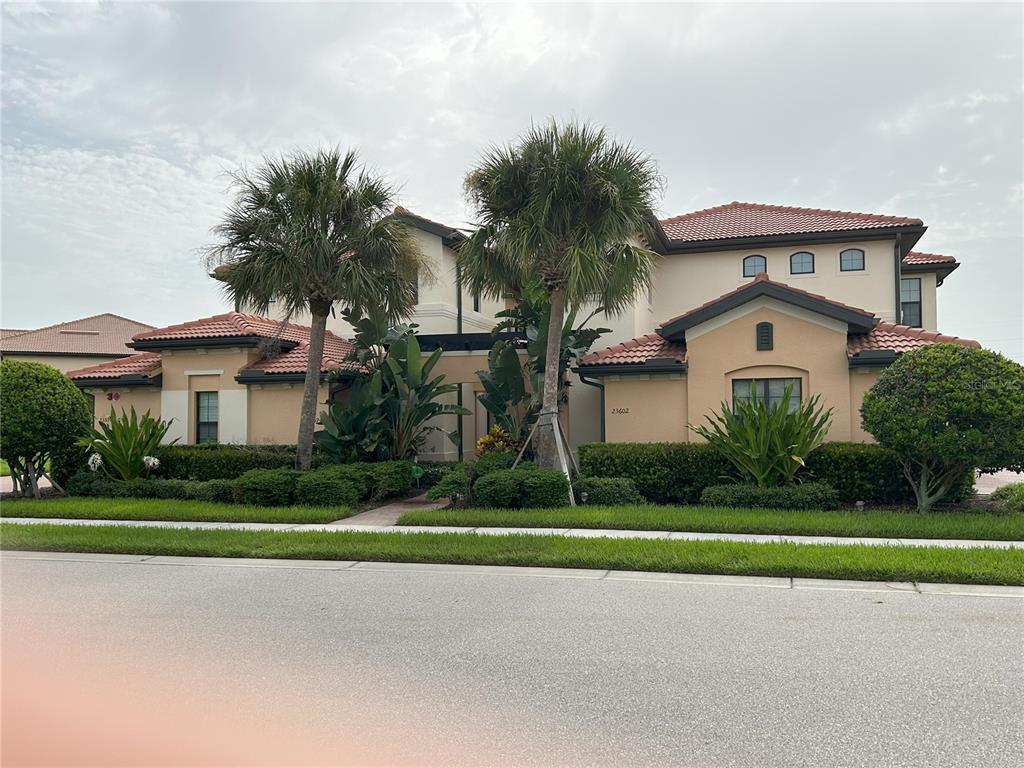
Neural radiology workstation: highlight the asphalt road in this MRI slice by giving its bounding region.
[3,553,1022,767]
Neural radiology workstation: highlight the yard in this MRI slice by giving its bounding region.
[0,498,349,524]
[397,505,1024,541]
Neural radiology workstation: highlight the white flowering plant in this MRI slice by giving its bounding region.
[77,407,176,481]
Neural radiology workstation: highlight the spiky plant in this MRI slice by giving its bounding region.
[460,121,661,470]
[206,148,429,469]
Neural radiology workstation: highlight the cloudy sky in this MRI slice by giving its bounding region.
[2,2,1021,361]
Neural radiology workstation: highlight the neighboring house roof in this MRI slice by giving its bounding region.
[579,334,687,371]
[1,328,30,339]
[847,323,980,354]
[66,352,163,381]
[237,330,358,380]
[0,313,155,357]
[657,272,877,339]
[658,202,924,244]
[394,206,467,247]
[132,312,314,349]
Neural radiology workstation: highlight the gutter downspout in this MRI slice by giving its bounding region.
[455,263,463,336]
[578,372,606,443]
[894,232,903,325]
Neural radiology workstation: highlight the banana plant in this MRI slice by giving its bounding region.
[475,340,539,443]
[690,382,833,488]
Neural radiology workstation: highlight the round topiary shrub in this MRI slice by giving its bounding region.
[861,344,1024,512]
[235,468,300,506]
[0,360,92,497]
[520,469,570,508]
[472,469,523,508]
[295,473,362,508]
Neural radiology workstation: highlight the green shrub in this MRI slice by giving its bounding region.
[79,406,174,481]
[992,483,1024,513]
[199,479,238,504]
[309,465,373,500]
[520,470,570,508]
[235,469,299,506]
[471,450,518,480]
[472,469,523,508]
[426,464,471,502]
[364,460,412,500]
[295,473,361,507]
[66,471,113,498]
[0,360,92,497]
[575,476,645,505]
[153,444,326,481]
[415,462,450,488]
[578,443,730,504]
[700,482,840,510]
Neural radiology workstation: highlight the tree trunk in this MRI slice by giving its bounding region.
[534,287,566,470]
[24,456,41,500]
[295,301,331,471]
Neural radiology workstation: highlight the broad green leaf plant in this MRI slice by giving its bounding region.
[690,382,833,488]
[79,407,176,481]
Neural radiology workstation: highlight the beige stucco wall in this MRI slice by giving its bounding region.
[603,374,688,442]
[2,353,129,374]
[81,387,163,430]
[912,271,939,331]
[686,299,855,441]
[848,367,882,443]
[651,238,899,328]
[247,382,330,445]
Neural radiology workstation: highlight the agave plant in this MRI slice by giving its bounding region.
[78,407,175,481]
[690,382,833,488]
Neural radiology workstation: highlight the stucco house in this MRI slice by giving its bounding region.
[0,313,154,374]
[67,201,978,457]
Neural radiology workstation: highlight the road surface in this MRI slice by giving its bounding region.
[2,553,1022,767]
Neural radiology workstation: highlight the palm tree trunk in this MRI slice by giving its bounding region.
[535,287,566,470]
[296,301,331,470]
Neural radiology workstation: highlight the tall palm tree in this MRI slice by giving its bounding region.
[459,121,661,470]
[207,148,428,470]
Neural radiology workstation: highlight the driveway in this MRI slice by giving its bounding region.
[3,553,1021,767]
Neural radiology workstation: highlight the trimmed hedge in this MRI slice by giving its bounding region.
[473,468,569,509]
[236,469,299,506]
[426,464,471,501]
[296,473,362,508]
[579,441,975,505]
[700,482,840,510]
[151,444,328,481]
[575,476,645,506]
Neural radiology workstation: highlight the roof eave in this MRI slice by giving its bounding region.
[131,336,300,352]
[576,360,688,376]
[659,225,927,255]
[72,374,162,388]
[901,260,959,285]
[848,350,898,368]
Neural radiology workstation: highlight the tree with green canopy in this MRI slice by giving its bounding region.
[206,147,429,469]
[459,121,661,471]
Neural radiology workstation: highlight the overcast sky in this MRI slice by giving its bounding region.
[2,2,1021,361]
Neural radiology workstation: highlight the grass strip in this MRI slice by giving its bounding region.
[0,498,348,524]
[2,523,1021,585]
[397,505,1024,541]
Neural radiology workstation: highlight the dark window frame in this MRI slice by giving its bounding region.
[472,290,481,313]
[900,277,922,328]
[840,248,865,272]
[789,251,815,275]
[742,255,767,278]
[195,391,218,444]
[732,377,802,414]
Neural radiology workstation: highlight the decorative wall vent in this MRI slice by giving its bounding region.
[756,321,773,351]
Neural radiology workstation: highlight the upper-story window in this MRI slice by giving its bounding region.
[901,277,922,328]
[742,255,767,278]
[840,248,865,272]
[790,251,815,275]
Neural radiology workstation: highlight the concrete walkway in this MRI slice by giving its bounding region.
[3,516,1021,549]
[331,493,447,526]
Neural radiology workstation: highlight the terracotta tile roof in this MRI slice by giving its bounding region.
[580,334,687,367]
[658,272,877,332]
[902,251,957,266]
[240,330,358,376]
[659,202,923,243]
[67,352,163,380]
[0,313,154,356]
[1,329,30,339]
[133,312,314,345]
[847,323,980,354]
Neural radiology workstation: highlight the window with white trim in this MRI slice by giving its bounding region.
[196,392,218,444]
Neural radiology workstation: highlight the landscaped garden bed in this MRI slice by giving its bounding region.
[396,505,1024,541]
[2,523,1021,585]
[0,498,348,524]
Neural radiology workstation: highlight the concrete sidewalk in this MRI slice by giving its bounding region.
[3,516,1021,549]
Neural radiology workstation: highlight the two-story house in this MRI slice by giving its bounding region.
[67,201,977,457]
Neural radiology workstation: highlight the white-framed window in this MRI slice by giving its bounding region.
[196,391,218,444]
[742,255,767,278]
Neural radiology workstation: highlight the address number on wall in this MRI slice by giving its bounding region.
[611,407,630,414]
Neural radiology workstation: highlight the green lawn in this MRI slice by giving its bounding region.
[397,505,1024,541]
[2,523,1022,585]
[0,498,349,524]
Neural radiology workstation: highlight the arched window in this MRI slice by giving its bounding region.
[742,255,766,278]
[840,248,865,272]
[790,251,814,274]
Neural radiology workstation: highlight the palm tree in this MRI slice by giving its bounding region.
[459,121,661,470]
[207,148,428,470]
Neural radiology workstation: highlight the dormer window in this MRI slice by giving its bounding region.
[790,251,814,275]
[840,248,865,271]
[742,255,766,278]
